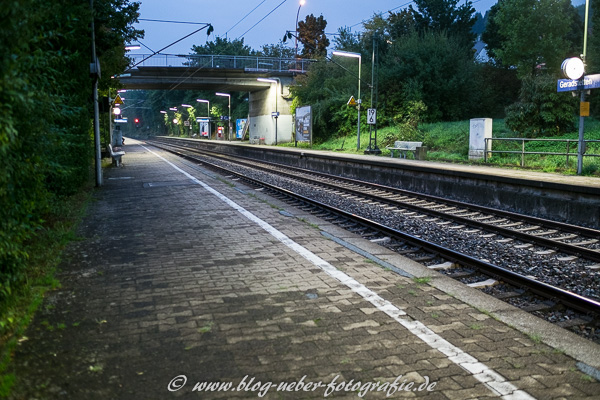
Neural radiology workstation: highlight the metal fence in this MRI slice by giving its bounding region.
[128,54,314,73]
[484,137,600,167]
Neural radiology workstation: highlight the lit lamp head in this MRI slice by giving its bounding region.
[562,57,585,80]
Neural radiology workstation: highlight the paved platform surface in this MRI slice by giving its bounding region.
[8,138,600,399]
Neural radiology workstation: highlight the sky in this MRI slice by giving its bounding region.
[130,0,501,56]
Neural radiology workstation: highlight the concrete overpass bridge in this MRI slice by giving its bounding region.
[118,54,315,144]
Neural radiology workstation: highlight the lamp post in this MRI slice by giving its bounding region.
[196,99,210,117]
[216,92,231,140]
[160,110,167,134]
[295,0,306,64]
[182,104,193,137]
[333,50,362,151]
[90,0,102,186]
[365,37,381,155]
[197,99,211,139]
[577,0,591,175]
[257,78,280,145]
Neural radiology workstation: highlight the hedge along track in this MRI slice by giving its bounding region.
[146,138,600,333]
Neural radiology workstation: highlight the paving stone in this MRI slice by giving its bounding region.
[7,139,600,400]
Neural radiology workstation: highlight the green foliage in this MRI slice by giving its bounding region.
[493,0,582,79]
[505,74,577,137]
[379,100,428,146]
[191,37,255,56]
[298,14,330,59]
[0,0,141,300]
[409,0,477,47]
[260,41,295,58]
[380,30,478,122]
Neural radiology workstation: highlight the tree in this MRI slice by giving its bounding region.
[95,0,144,90]
[298,14,330,58]
[380,30,478,122]
[481,3,505,65]
[493,0,582,79]
[409,0,477,47]
[505,74,577,136]
[191,37,255,56]
[260,41,295,58]
[0,0,141,299]
[387,9,417,39]
[333,27,361,53]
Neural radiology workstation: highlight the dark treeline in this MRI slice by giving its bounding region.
[0,0,142,299]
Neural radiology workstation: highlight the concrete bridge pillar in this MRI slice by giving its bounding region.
[249,77,294,145]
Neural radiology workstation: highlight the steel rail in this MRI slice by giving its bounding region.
[148,140,600,316]
[152,138,600,262]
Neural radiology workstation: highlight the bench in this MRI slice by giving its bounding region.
[107,144,125,166]
[386,141,423,159]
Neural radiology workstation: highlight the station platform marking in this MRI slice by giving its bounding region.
[142,144,536,400]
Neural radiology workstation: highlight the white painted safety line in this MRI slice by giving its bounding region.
[142,145,535,400]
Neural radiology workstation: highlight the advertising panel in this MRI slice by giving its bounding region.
[295,105,312,143]
[236,119,247,139]
[197,118,210,138]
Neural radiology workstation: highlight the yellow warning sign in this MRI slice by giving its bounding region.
[347,96,356,106]
[113,94,124,105]
[580,101,590,117]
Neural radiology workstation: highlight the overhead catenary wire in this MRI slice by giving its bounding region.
[139,18,212,25]
[236,0,289,40]
[226,0,269,34]
[125,23,213,72]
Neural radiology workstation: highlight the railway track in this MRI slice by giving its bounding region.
[146,138,600,340]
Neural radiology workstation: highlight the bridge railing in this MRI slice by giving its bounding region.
[128,54,315,73]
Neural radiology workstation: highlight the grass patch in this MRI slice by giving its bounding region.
[279,118,600,176]
[412,276,432,285]
[198,321,214,334]
[527,333,543,344]
[0,176,94,396]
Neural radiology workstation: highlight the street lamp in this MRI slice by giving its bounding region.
[333,50,362,151]
[197,99,211,139]
[257,78,280,144]
[196,99,210,117]
[181,104,194,137]
[295,0,306,61]
[216,92,231,140]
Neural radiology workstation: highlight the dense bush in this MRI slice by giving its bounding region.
[0,0,141,300]
[505,74,578,137]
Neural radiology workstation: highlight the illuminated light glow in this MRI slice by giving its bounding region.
[562,57,585,80]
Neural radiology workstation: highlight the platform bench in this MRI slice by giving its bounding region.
[107,144,125,166]
[386,141,423,159]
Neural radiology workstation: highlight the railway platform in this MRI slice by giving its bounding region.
[8,138,600,399]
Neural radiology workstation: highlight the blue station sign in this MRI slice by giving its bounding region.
[557,74,600,92]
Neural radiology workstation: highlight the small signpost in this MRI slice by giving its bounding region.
[556,74,600,92]
[367,108,376,125]
[557,57,594,175]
